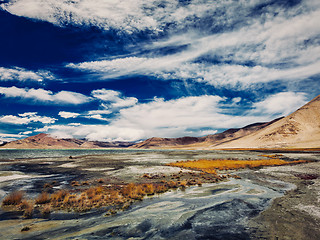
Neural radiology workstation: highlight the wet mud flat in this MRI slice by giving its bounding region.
[0,150,319,239]
[248,161,320,240]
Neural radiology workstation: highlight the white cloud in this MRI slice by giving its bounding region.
[91,89,121,101]
[63,1,320,89]
[58,111,80,119]
[19,112,38,117]
[91,88,138,109]
[87,110,112,115]
[58,108,112,122]
[0,133,27,143]
[3,1,319,90]
[0,0,235,33]
[22,131,33,135]
[84,114,110,121]
[0,112,56,125]
[252,92,308,116]
[0,86,91,105]
[0,66,54,82]
[41,95,268,141]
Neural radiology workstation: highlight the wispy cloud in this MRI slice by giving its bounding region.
[1,0,244,33]
[2,0,319,142]
[251,92,308,116]
[0,112,56,125]
[0,86,91,105]
[91,89,138,109]
[0,66,54,82]
[4,1,319,90]
[64,0,320,89]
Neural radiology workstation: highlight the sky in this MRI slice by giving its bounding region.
[0,0,319,143]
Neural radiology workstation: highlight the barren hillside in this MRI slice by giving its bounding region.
[215,95,320,149]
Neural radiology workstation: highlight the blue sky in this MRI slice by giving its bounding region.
[0,0,319,143]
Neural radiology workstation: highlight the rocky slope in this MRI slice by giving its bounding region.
[1,133,134,149]
[214,95,320,149]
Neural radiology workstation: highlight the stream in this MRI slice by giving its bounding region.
[0,149,319,239]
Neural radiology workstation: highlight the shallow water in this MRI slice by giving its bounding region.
[0,149,319,239]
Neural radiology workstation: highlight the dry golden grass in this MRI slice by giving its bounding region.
[168,158,308,173]
[2,170,225,216]
[50,190,68,204]
[35,192,51,204]
[23,203,34,218]
[2,191,24,206]
[41,204,51,215]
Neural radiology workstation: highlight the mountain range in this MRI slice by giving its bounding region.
[0,133,134,149]
[1,94,319,150]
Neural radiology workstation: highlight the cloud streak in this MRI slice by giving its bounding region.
[0,112,56,125]
[1,0,248,33]
[65,1,320,89]
[0,86,91,105]
[1,0,319,142]
[0,66,54,82]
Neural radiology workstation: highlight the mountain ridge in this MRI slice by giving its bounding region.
[130,117,284,149]
[0,133,134,149]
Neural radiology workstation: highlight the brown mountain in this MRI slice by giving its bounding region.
[1,133,134,149]
[214,94,320,149]
[130,117,283,149]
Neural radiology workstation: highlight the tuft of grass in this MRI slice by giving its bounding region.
[2,191,24,206]
[81,181,89,185]
[35,192,51,204]
[41,204,51,216]
[71,181,80,186]
[50,190,68,207]
[17,199,30,211]
[154,184,168,193]
[142,184,155,195]
[22,202,33,218]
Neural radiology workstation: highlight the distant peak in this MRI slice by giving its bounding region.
[26,133,51,140]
